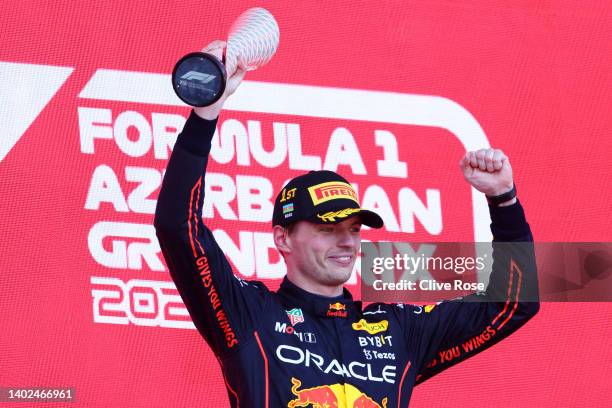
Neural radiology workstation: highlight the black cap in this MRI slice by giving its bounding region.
[272,170,384,229]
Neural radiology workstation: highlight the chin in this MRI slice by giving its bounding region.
[327,267,353,286]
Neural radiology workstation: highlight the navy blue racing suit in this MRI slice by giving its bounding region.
[154,111,539,408]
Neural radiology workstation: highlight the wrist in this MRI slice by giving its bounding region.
[497,197,517,207]
[486,184,517,207]
[193,100,225,120]
[487,182,514,197]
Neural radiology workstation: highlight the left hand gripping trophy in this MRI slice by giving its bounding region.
[172,7,280,107]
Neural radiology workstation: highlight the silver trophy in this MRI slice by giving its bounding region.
[172,7,280,107]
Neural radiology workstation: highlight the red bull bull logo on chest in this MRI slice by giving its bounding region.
[288,377,388,408]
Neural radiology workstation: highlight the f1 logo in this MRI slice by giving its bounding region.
[180,70,216,83]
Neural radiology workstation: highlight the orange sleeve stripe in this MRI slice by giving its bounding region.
[396,360,412,408]
[497,259,523,331]
[193,177,205,255]
[218,358,240,407]
[491,260,515,326]
[254,331,269,408]
[187,177,202,258]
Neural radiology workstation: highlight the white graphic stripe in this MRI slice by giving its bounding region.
[0,62,74,162]
[79,69,491,242]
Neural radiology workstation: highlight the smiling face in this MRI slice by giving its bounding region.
[274,217,362,296]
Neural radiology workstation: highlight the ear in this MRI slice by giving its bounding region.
[273,225,291,255]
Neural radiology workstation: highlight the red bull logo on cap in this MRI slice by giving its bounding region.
[288,377,388,408]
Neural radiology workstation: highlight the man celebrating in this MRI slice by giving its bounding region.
[155,41,539,407]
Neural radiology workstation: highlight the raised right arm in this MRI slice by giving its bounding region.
[154,41,266,356]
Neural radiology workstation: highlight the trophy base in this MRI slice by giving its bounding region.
[172,52,227,107]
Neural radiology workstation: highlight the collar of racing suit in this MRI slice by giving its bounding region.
[277,277,363,318]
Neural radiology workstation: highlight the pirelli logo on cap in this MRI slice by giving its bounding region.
[308,182,359,206]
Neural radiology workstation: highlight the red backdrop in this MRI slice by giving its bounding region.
[1,1,611,406]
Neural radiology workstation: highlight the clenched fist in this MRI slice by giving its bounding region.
[460,148,515,201]
[193,40,247,120]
